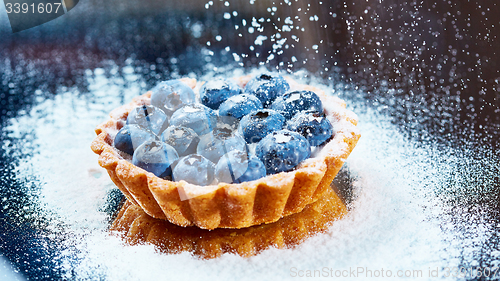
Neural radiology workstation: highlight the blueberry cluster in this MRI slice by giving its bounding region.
[114,74,334,186]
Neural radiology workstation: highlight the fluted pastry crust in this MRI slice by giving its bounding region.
[91,76,360,230]
[110,185,347,259]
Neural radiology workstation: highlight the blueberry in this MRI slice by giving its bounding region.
[244,73,290,107]
[172,154,215,186]
[114,124,156,155]
[270,90,323,120]
[286,111,334,146]
[255,130,311,174]
[200,78,242,109]
[238,109,286,143]
[161,126,200,157]
[132,139,179,179]
[237,155,267,182]
[215,150,267,183]
[150,80,197,116]
[127,105,169,134]
[197,127,247,164]
[216,115,240,133]
[169,104,217,136]
[218,94,263,119]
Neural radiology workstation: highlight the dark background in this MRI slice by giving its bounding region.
[0,0,499,279]
[1,0,498,147]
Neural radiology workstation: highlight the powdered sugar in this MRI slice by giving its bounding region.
[1,68,494,280]
[287,93,301,102]
[229,94,249,103]
[203,79,227,90]
[274,134,291,143]
[183,106,203,113]
[173,128,187,138]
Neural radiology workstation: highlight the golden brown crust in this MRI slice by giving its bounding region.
[91,76,360,229]
[110,185,347,259]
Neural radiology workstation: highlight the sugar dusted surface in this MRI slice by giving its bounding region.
[182,105,203,113]
[229,94,249,103]
[304,114,323,123]
[187,157,198,165]
[287,93,301,102]
[1,68,495,280]
[274,133,291,143]
[172,128,186,138]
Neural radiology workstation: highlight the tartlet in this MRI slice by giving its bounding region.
[110,185,347,259]
[91,75,360,230]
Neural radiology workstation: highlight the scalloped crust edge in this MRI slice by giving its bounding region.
[91,76,360,230]
[110,186,347,259]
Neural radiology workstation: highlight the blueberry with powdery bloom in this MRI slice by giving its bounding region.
[200,78,242,110]
[161,126,200,157]
[238,109,286,144]
[127,105,169,135]
[218,94,263,119]
[237,155,267,182]
[114,124,156,155]
[197,127,247,164]
[132,139,179,179]
[169,104,217,136]
[215,150,267,184]
[216,115,240,134]
[172,154,215,186]
[255,130,311,174]
[270,90,323,120]
[244,73,290,107]
[150,80,197,116]
[286,111,334,146]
